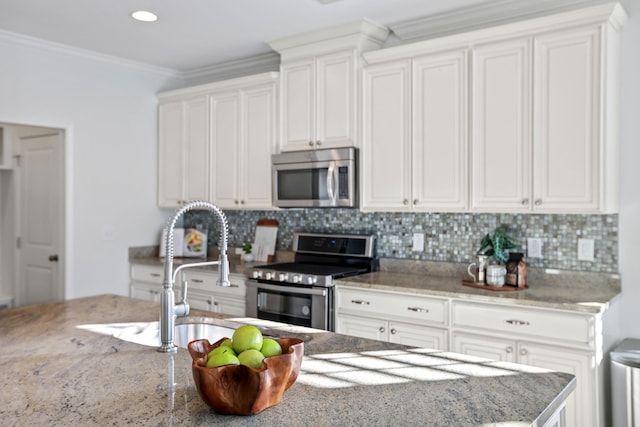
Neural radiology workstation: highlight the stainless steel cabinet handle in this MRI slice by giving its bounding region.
[522,198,529,205]
[192,279,204,283]
[505,319,530,326]
[234,200,239,205]
[240,200,245,205]
[48,254,59,262]
[351,300,370,305]
[413,199,418,205]
[316,140,322,146]
[150,273,161,277]
[534,199,542,206]
[520,348,528,356]
[407,307,428,313]
[506,346,513,354]
[379,327,385,333]
[390,328,397,335]
[403,199,409,205]
[309,141,314,146]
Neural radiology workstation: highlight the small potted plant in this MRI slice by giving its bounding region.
[477,227,517,264]
[242,243,254,262]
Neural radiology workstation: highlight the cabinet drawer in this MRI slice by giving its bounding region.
[337,286,448,326]
[183,270,246,296]
[130,264,164,284]
[452,301,594,347]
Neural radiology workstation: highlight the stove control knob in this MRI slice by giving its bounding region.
[292,275,302,284]
[265,272,273,281]
[252,271,262,279]
[278,273,287,282]
[307,276,316,285]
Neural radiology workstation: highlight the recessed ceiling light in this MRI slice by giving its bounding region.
[131,10,158,22]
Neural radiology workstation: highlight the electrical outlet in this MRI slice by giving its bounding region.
[578,238,595,262]
[412,233,425,252]
[527,238,543,258]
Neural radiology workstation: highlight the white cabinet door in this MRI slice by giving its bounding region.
[452,332,517,363]
[158,102,185,207]
[336,313,386,341]
[158,97,210,208]
[388,321,448,350]
[280,50,356,152]
[213,295,245,316]
[211,92,241,209]
[189,291,214,312]
[280,58,315,152]
[361,60,412,211]
[519,341,596,427]
[316,50,356,150]
[130,282,161,302]
[211,83,276,209]
[533,26,601,212]
[241,84,276,209]
[413,48,468,211]
[471,37,531,212]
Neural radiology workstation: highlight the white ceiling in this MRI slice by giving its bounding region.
[0,0,489,72]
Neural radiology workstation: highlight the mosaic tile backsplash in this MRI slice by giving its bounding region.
[184,209,618,273]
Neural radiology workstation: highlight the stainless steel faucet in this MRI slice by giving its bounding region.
[158,201,230,353]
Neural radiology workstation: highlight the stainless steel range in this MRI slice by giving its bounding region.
[246,232,377,331]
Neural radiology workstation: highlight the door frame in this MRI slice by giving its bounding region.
[0,119,70,306]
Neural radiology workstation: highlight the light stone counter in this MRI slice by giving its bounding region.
[0,295,574,426]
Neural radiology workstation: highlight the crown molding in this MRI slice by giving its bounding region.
[182,52,280,86]
[0,29,181,79]
[389,0,617,42]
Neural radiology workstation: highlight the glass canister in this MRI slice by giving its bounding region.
[486,265,507,286]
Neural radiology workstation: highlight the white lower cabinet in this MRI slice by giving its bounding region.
[129,264,247,317]
[130,264,164,302]
[452,300,600,427]
[335,286,449,350]
[182,270,247,316]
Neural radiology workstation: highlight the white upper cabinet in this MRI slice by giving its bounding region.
[269,19,389,153]
[210,76,278,209]
[158,96,210,208]
[471,37,532,212]
[280,51,356,152]
[361,48,469,212]
[532,26,602,212]
[158,73,278,210]
[361,60,412,210]
[362,2,625,214]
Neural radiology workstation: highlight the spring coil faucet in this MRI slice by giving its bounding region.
[159,201,230,353]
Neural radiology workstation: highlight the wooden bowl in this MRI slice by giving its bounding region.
[187,337,304,415]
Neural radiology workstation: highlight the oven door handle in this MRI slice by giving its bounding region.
[247,280,327,297]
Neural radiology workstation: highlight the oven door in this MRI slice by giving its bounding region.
[246,281,334,331]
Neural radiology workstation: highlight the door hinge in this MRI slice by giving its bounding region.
[16,237,21,249]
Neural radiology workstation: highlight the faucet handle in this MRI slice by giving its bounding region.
[181,280,189,304]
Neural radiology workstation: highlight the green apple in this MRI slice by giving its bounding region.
[238,349,265,370]
[206,347,240,368]
[260,338,282,358]
[232,325,263,353]
[207,345,236,360]
[220,338,233,349]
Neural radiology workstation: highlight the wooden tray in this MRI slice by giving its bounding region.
[462,279,526,292]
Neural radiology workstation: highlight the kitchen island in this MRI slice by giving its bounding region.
[0,295,574,426]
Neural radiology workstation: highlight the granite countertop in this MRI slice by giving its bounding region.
[335,267,621,314]
[0,295,574,426]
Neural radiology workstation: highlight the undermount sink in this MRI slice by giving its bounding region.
[77,317,237,349]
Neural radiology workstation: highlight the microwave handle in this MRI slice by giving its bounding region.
[326,161,337,204]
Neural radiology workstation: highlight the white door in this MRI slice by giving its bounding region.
[18,132,64,306]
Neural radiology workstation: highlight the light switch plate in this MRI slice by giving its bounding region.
[527,238,543,258]
[578,238,595,262]
[412,233,425,252]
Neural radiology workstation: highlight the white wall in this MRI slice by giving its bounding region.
[618,0,640,340]
[0,33,183,299]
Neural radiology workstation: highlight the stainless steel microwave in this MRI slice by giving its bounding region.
[272,147,358,208]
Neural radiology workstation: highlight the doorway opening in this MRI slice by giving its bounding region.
[0,122,66,307]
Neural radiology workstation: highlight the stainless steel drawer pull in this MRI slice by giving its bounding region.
[505,319,530,326]
[351,300,370,305]
[192,279,204,283]
[229,284,239,288]
[407,307,428,313]
[150,273,161,277]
